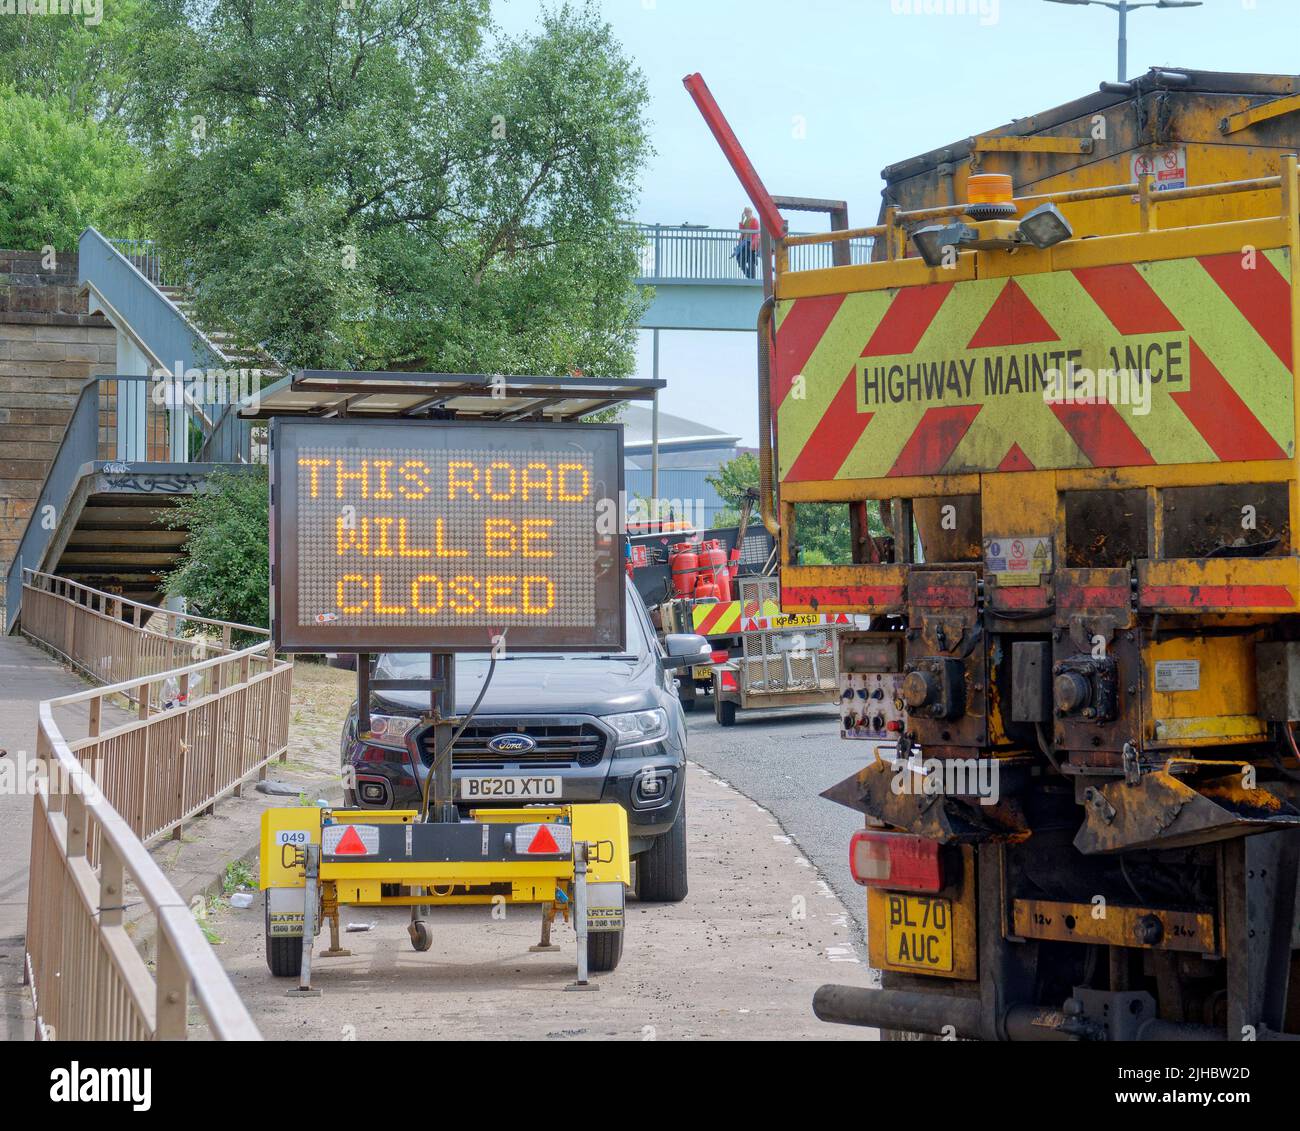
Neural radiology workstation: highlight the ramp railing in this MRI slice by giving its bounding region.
[22,569,291,1040]
[20,569,277,694]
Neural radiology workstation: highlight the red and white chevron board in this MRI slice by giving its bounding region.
[776,251,1294,481]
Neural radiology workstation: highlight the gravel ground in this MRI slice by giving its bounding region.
[680,699,879,946]
[207,758,876,1040]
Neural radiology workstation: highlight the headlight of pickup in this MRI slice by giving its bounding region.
[364,714,419,749]
[604,708,668,748]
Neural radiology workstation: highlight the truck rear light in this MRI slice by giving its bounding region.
[849,830,944,892]
[710,650,729,664]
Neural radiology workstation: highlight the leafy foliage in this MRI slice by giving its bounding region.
[706,451,888,564]
[8,2,650,375]
[124,0,651,374]
[163,468,269,634]
[0,86,141,250]
[792,504,854,566]
[0,1,175,122]
[707,451,759,528]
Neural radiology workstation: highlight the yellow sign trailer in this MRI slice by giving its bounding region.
[261,802,630,989]
[737,69,1300,1040]
[245,390,656,993]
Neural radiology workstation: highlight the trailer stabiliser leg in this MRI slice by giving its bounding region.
[321,885,351,958]
[565,843,598,992]
[291,845,323,996]
[530,902,560,953]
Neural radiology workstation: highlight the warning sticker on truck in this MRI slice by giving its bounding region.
[1155,659,1200,692]
[1132,146,1187,192]
[775,250,1295,481]
[984,536,1052,586]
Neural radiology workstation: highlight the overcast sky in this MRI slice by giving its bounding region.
[494,0,1300,446]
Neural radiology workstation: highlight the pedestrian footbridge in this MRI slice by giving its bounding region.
[630,222,871,331]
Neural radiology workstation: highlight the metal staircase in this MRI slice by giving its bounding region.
[156,284,281,375]
[2,231,276,633]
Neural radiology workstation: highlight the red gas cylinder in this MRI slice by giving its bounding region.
[669,542,700,598]
[700,539,731,603]
[693,576,719,600]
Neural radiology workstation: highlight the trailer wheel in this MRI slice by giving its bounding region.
[716,698,737,727]
[408,919,432,952]
[587,928,624,972]
[265,897,303,978]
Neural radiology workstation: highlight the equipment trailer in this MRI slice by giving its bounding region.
[241,373,661,991]
[261,801,630,988]
[709,575,846,726]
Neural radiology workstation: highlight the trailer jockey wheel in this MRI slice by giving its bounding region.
[408,919,432,952]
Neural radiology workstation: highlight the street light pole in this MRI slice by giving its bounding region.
[1043,1,1202,84]
[1116,1,1126,84]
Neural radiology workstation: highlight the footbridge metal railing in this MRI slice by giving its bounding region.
[21,569,292,1040]
[630,222,874,282]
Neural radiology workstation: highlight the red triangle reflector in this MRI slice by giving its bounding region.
[334,826,368,855]
[528,824,560,854]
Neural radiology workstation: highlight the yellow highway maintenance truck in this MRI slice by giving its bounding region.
[712,67,1300,1040]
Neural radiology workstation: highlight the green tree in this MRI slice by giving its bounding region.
[0,1,159,121]
[706,451,888,563]
[792,504,854,566]
[163,468,269,635]
[706,451,759,528]
[0,87,142,249]
[125,0,650,374]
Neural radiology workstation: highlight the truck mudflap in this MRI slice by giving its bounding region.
[1074,761,1300,853]
[821,757,1031,843]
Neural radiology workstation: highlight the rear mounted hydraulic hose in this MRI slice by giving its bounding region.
[756,296,780,537]
[1271,720,1300,782]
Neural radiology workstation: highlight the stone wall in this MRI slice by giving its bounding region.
[0,250,117,608]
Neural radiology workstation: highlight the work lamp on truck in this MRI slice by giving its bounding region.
[912,222,978,268]
[1017,202,1073,249]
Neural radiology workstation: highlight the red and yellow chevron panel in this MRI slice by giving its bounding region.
[691,597,780,636]
[775,250,1294,481]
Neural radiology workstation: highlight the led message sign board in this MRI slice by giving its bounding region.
[270,418,624,652]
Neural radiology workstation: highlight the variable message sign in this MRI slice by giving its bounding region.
[270,418,624,652]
